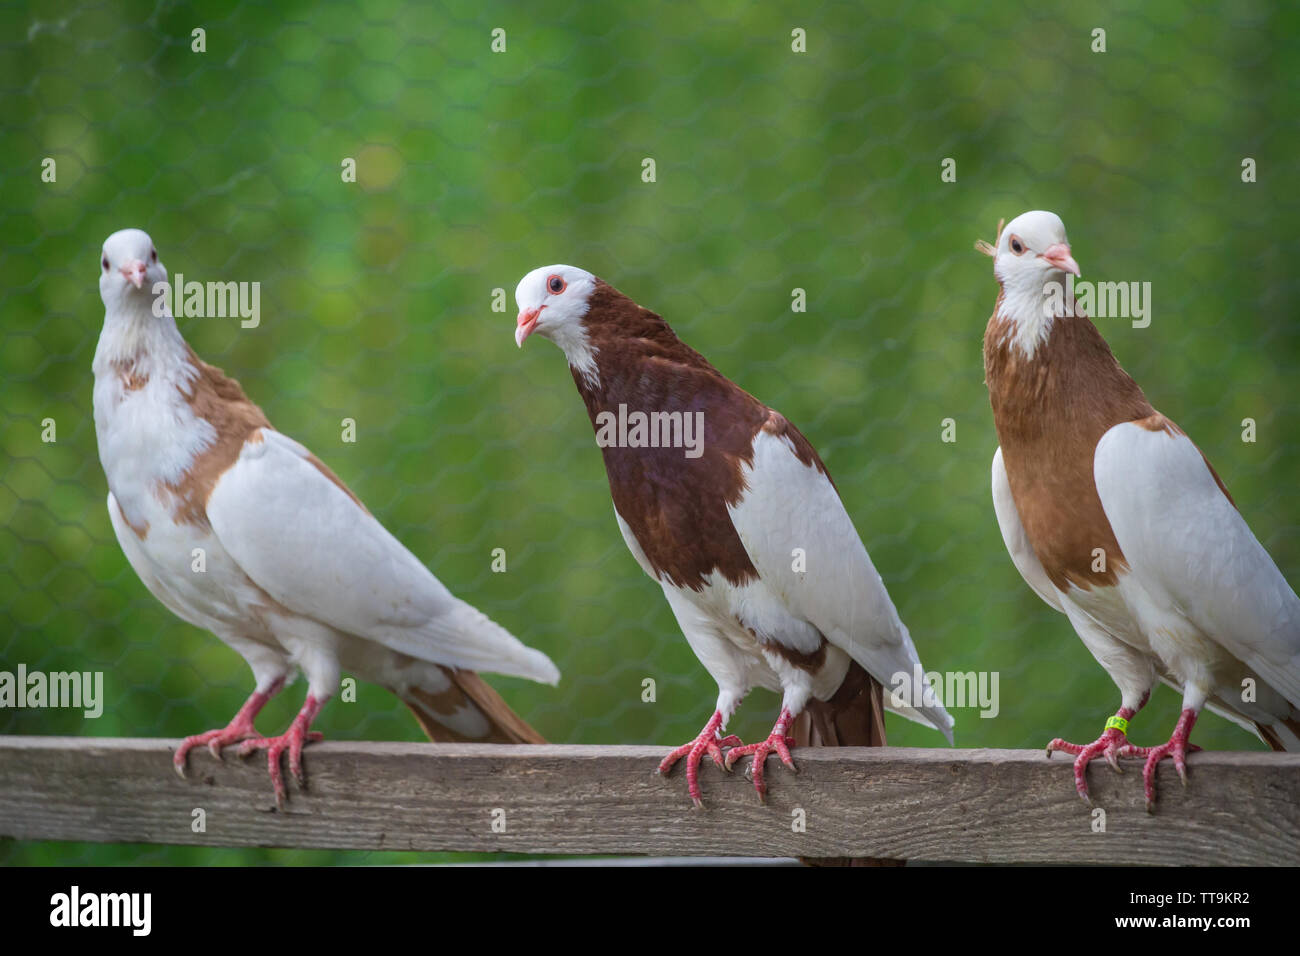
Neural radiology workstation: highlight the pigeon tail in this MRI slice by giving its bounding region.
[411,600,561,685]
[1256,716,1300,753]
[400,667,548,745]
[795,661,888,747]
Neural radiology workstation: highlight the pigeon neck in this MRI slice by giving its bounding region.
[551,323,601,390]
[569,322,702,416]
[985,290,1154,449]
[93,302,189,378]
[569,286,713,409]
[992,269,1073,360]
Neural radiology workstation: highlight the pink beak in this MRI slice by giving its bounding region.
[515,307,541,348]
[1039,242,1080,277]
[120,259,147,289]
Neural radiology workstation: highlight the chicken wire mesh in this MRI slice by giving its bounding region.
[2,0,1298,863]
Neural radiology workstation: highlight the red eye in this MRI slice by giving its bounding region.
[547,274,566,294]
[102,256,109,270]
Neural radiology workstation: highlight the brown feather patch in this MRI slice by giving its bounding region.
[164,346,271,529]
[572,279,768,591]
[1255,716,1300,753]
[110,493,149,540]
[761,633,829,673]
[403,668,546,745]
[113,359,149,391]
[984,303,1152,591]
[794,661,886,748]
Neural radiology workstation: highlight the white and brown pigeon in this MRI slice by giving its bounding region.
[980,210,1300,810]
[514,265,954,806]
[94,229,559,805]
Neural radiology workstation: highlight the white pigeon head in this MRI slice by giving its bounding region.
[99,228,167,311]
[990,210,1081,290]
[513,264,598,348]
[981,211,1085,357]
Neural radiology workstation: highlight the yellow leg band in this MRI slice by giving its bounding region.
[1105,715,1129,734]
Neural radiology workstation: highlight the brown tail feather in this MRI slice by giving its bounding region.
[402,667,546,745]
[794,660,887,748]
[1256,715,1300,752]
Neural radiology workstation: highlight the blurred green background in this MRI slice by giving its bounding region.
[2,1,1297,863]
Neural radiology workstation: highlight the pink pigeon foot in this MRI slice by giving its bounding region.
[657,710,743,809]
[1126,708,1201,813]
[724,707,797,804]
[236,694,325,807]
[1045,706,1148,805]
[173,677,285,778]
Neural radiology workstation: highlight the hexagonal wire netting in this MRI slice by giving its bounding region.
[2,3,1297,862]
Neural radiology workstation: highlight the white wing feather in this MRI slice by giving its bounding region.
[205,430,559,684]
[1094,422,1300,706]
[728,429,954,740]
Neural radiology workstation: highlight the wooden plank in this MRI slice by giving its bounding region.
[0,737,1296,864]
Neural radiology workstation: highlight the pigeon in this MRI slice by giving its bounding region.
[979,210,1300,810]
[94,229,559,805]
[514,265,954,806]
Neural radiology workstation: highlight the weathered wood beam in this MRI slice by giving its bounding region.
[1,737,1296,864]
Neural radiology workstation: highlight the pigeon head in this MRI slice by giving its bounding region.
[980,210,1084,357]
[100,228,167,310]
[513,264,607,387]
[515,265,701,392]
[513,264,598,348]
[991,210,1081,289]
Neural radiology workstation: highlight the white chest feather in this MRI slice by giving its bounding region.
[93,336,213,534]
[91,317,258,630]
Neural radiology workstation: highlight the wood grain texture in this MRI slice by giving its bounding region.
[1,737,1296,864]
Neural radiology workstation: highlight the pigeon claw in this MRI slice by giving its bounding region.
[173,718,260,778]
[172,680,285,780]
[1045,722,1138,806]
[723,707,798,804]
[238,729,325,806]
[657,710,743,809]
[1133,709,1200,814]
[233,694,325,806]
[726,733,798,802]
[1048,707,1201,811]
